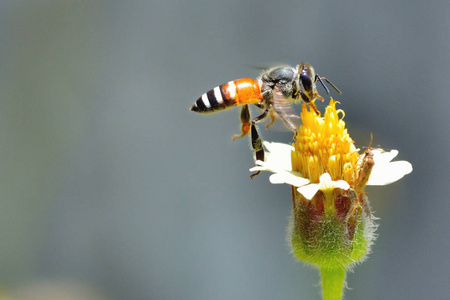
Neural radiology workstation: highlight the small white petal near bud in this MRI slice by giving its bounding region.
[297,173,350,200]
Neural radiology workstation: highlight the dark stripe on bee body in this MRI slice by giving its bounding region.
[206,89,219,108]
[191,83,236,113]
[191,95,207,112]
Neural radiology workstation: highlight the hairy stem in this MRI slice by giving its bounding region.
[320,267,346,300]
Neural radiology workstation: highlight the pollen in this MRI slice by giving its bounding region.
[291,99,359,184]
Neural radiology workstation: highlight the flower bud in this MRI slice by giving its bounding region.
[289,186,376,270]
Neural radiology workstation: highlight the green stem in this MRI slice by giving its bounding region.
[320,267,346,300]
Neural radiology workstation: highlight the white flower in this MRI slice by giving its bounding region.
[250,141,413,199]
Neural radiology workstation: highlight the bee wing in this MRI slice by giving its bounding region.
[271,85,301,132]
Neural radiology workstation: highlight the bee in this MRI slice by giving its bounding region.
[190,62,341,178]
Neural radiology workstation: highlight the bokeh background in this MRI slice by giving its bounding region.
[0,1,449,299]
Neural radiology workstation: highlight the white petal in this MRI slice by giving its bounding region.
[249,160,287,174]
[262,141,294,154]
[296,173,350,200]
[249,160,271,172]
[318,173,350,191]
[297,184,320,200]
[249,142,294,175]
[366,149,413,186]
[269,171,310,186]
[319,173,332,183]
[372,149,398,163]
[262,141,294,171]
[368,160,413,186]
[268,173,288,184]
[333,180,351,190]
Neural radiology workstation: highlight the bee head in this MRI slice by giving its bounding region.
[297,62,318,103]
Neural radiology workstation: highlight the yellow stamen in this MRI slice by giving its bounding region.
[292,99,359,184]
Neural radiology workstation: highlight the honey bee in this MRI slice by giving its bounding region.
[190,62,341,178]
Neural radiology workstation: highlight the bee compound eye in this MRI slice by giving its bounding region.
[300,74,312,91]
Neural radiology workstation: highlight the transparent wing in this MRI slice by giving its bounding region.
[271,84,301,131]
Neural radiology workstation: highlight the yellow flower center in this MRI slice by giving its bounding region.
[291,99,359,184]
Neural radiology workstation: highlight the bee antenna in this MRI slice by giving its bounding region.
[316,75,342,95]
[315,75,330,94]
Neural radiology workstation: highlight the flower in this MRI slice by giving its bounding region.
[250,99,412,300]
[250,141,413,198]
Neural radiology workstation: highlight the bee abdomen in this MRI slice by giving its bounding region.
[191,85,230,113]
[191,79,261,113]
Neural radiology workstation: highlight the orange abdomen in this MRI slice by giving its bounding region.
[222,78,262,105]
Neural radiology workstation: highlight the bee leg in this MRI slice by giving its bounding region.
[252,103,274,130]
[254,102,265,109]
[232,105,251,139]
[265,110,277,130]
[248,108,269,178]
[252,107,269,123]
[249,121,264,179]
[309,101,320,115]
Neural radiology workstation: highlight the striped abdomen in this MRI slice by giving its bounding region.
[191,78,262,113]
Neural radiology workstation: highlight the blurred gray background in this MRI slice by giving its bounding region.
[0,1,448,299]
